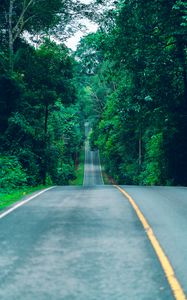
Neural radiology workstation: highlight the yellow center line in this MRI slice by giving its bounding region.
[114,185,187,300]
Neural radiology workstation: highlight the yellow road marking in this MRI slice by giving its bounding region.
[115,185,187,300]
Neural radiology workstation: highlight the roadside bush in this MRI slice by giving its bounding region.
[139,133,167,185]
[51,163,76,185]
[0,156,27,191]
[89,128,99,150]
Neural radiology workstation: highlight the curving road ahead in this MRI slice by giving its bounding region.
[1,134,187,299]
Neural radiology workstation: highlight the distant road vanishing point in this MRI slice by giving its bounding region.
[0,125,187,299]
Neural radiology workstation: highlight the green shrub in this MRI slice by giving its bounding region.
[0,156,27,191]
[51,163,76,185]
[139,133,167,185]
[89,129,98,150]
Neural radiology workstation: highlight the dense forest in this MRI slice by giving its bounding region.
[0,0,187,193]
[0,0,93,192]
[77,0,187,185]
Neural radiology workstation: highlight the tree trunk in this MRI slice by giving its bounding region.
[44,103,49,135]
[42,103,49,185]
[8,0,14,72]
[176,37,187,108]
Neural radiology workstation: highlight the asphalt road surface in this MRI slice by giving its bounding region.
[1,138,187,299]
[83,122,104,186]
[83,140,104,186]
[122,185,187,297]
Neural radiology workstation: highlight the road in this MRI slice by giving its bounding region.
[83,140,104,186]
[83,122,104,186]
[121,185,187,297]
[0,138,187,299]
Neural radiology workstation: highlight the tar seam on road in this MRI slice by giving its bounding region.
[115,185,187,300]
[0,187,55,220]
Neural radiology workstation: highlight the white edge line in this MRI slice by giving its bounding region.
[0,186,55,220]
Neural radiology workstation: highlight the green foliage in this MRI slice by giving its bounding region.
[0,75,24,134]
[0,39,83,188]
[139,133,167,185]
[0,156,27,191]
[55,163,76,185]
[70,148,85,186]
[0,0,92,192]
[1,0,187,190]
[78,0,187,186]
[0,185,49,210]
[89,129,99,150]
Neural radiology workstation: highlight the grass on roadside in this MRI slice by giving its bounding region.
[99,154,117,185]
[70,148,85,186]
[0,185,49,210]
[102,170,117,185]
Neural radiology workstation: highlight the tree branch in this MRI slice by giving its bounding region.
[13,14,36,42]
[12,0,35,36]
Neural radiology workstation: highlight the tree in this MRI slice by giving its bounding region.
[0,0,61,71]
[1,0,94,72]
[80,0,187,185]
[0,37,83,187]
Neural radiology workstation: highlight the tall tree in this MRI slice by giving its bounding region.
[80,0,187,185]
[1,0,93,72]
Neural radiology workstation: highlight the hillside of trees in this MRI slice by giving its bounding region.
[77,0,187,185]
[0,0,187,192]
